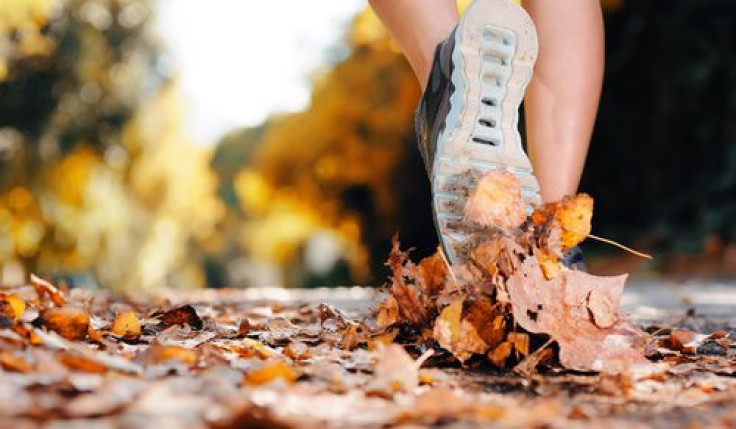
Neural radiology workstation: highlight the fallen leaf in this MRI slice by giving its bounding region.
[283,341,311,360]
[233,338,279,359]
[418,252,448,296]
[464,170,527,231]
[370,344,424,393]
[0,350,32,372]
[669,329,709,354]
[156,305,203,330]
[386,237,430,326]
[507,258,646,373]
[376,295,401,329]
[245,360,298,386]
[533,194,594,251]
[30,274,66,307]
[57,351,108,374]
[143,344,198,366]
[0,294,26,322]
[433,298,491,363]
[38,306,90,341]
[111,311,142,338]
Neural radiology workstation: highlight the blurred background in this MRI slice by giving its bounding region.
[0,0,735,290]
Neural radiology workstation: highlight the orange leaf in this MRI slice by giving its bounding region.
[39,306,90,341]
[245,360,298,386]
[111,311,142,338]
[144,344,198,366]
[57,351,108,374]
[0,294,26,322]
[0,351,32,373]
[30,274,66,307]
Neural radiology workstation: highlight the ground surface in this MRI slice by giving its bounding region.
[1,280,736,428]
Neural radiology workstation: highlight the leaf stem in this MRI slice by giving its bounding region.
[587,234,653,260]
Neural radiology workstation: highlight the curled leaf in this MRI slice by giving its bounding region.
[30,274,66,307]
[464,170,527,231]
[0,294,26,323]
[156,305,203,330]
[39,306,90,341]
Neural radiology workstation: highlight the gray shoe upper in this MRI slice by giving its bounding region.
[414,28,458,176]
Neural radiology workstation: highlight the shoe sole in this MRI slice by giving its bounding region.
[432,0,541,265]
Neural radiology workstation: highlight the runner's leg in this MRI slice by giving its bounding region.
[368,0,459,89]
[521,0,605,202]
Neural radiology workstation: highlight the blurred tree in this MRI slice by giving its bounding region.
[0,0,222,289]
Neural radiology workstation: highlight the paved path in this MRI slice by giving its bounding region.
[200,280,736,321]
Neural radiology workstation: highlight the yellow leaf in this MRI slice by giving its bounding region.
[111,310,142,338]
[245,360,298,386]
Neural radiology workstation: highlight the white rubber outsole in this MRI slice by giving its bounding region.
[432,0,541,264]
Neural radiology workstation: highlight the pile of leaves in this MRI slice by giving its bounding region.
[376,170,648,374]
[1,275,736,426]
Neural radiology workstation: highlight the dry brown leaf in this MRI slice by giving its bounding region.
[283,342,311,360]
[245,360,298,386]
[156,305,203,330]
[111,311,142,338]
[418,252,448,296]
[38,306,90,341]
[30,274,67,307]
[371,344,426,393]
[464,170,527,231]
[376,295,401,329]
[433,299,489,363]
[669,329,709,354]
[507,258,646,373]
[369,329,399,350]
[386,236,429,326]
[57,351,108,374]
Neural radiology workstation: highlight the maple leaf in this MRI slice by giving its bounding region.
[464,170,527,231]
[506,258,646,373]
